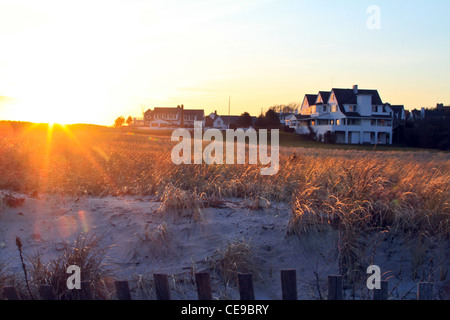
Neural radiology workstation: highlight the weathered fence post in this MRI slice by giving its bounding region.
[115,281,132,300]
[195,272,213,300]
[417,282,433,300]
[281,269,297,300]
[154,274,171,300]
[2,287,21,300]
[327,275,344,300]
[373,280,388,300]
[39,285,56,300]
[238,274,255,300]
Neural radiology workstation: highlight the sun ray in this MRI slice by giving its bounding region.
[57,124,121,195]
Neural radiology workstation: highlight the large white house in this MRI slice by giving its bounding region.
[133,105,205,129]
[287,85,396,144]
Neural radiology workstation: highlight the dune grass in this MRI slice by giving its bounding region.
[0,122,449,290]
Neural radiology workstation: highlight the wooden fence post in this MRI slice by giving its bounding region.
[373,280,388,300]
[281,269,297,300]
[238,274,255,300]
[195,273,213,300]
[154,274,171,300]
[327,275,344,300]
[115,281,132,300]
[417,282,433,300]
[2,287,21,300]
[39,285,56,300]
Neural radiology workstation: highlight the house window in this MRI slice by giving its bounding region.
[348,105,356,112]
[331,105,337,113]
[336,119,340,125]
[371,119,377,126]
[311,106,316,114]
[372,106,378,113]
[311,120,315,126]
[330,120,334,125]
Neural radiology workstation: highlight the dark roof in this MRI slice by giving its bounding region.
[332,88,383,106]
[331,88,383,116]
[389,105,404,113]
[305,94,318,106]
[153,107,182,115]
[295,114,311,120]
[317,91,331,104]
[220,115,241,125]
[183,109,204,119]
[278,113,292,118]
[344,112,362,118]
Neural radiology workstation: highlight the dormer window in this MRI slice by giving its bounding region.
[372,106,378,112]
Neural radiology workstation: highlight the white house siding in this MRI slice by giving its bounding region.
[294,86,396,145]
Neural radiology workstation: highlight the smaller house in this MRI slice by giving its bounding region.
[279,112,296,126]
[205,111,228,130]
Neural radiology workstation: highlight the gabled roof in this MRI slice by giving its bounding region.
[317,91,331,104]
[389,105,404,113]
[330,88,384,117]
[332,88,383,106]
[305,94,318,106]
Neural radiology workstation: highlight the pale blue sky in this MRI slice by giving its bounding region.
[0,0,449,124]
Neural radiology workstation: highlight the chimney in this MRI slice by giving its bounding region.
[353,85,358,94]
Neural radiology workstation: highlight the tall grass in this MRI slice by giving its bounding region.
[27,234,111,299]
[1,122,449,288]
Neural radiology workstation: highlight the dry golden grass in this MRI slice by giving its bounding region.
[1,122,449,286]
[26,234,111,299]
[1,123,448,234]
[208,239,261,286]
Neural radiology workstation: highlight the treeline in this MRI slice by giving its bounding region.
[405,116,450,150]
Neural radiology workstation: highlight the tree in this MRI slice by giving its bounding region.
[126,116,133,126]
[269,102,300,114]
[236,112,253,128]
[114,116,125,128]
[265,109,281,128]
[254,114,267,128]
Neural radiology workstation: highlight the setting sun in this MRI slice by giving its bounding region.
[0,1,449,305]
[0,1,449,126]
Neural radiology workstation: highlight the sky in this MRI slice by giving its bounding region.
[0,0,449,125]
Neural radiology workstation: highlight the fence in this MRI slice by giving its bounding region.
[1,270,435,301]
